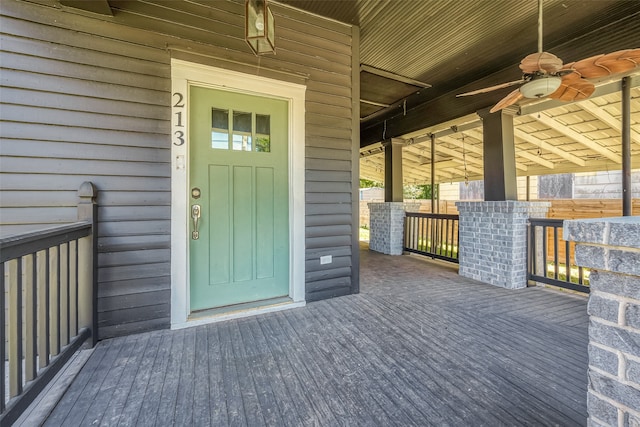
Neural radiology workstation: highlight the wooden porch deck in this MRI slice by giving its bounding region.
[42,245,588,426]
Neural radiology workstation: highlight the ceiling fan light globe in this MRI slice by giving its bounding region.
[520,75,562,98]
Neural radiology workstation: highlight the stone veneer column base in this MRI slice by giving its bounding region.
[455,201,550,289]
[368,202,405,255]
[565,217,640,427]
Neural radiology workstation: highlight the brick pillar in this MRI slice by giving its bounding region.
[368,202,405,255]
[456,201,550,289]
[564,217,640,427]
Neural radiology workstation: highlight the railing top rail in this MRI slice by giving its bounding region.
[0,221,92,262]
[529,218,564,226]
[405,212,460,220]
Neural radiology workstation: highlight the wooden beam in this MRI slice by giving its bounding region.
[513,129,586,167]
[578,99,640,148]
[535,113,622,164]
[464,128,554,169]
[360,65,431,88]
[440,133,528,172]
[361,157,450,185]
[514,149,555,169]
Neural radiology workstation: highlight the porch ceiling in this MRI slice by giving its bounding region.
[283,0,640,150]
[359,85,640,185]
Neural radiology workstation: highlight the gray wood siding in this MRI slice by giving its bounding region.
[1,0,357,336]
[1,1,172,339]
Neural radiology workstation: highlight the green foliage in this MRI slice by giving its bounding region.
[360,179,382,188]
[404,184,439,200]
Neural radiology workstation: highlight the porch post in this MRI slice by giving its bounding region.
[621,76,631,216]
[77,182,98,347]
[564,217,640,426]
[479,108,517,201]
[431,133,436,213]
[383,138,404,202]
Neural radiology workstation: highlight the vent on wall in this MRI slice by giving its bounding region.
[59,0,113,15]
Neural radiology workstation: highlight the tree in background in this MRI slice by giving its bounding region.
[404,184,438,200]
[359,179,382,188]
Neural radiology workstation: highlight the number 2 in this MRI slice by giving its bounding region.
[173,92,185,108]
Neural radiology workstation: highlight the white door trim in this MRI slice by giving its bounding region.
[170,59,306,329]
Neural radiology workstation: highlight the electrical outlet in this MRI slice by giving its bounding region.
[320,255,332,265]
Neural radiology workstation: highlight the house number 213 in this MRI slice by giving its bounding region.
[173,92,185,146]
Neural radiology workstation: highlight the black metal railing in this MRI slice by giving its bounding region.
[404,212,459,263]
[1,182,98,425]
[527,218,589,293]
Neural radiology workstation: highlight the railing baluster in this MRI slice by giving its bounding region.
[1,262,5,413]
[436,218,442,255]
[553,227,560,280]
[50,246,60,356]
[530,224,536,276]
[565,237,571,284]
[25,254,37,382]
[412,217,417,251]
[542,225,548,279]
[8,258,23,398]
[71,240,78,337]
[61,243,69,347]
[38,250,49,369]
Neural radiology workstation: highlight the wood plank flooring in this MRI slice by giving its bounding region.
[45,246,588,426]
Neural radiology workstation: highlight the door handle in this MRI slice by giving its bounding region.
[191,204,201,240]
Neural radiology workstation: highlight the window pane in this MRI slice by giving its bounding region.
[256,114,270,153]
[233,111,252,151]
[233,134,252,151]
[233,111,252,132]
[211,108,229,149]
[212,131,228,149]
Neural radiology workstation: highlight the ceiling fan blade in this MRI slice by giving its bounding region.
[489,88,524,113]
[519,52,563,74]
[456,79,524,97]
[564,48,640,79]
[548,77,595,102]
[594,48,640,74]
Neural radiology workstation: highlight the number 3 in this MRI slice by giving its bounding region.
[174,130,185,146]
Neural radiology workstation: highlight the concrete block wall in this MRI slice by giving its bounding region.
[368,202,405,255]
[455,201,550,289]
[565,217,640,427]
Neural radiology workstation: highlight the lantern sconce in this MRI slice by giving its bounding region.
[246,0,275,55]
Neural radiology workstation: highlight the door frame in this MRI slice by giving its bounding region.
[170,59,306,329]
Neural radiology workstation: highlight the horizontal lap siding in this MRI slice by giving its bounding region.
[1,0,356,336]
[1,2,172,338]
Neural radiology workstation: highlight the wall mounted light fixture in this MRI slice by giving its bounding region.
[246,0,275,55]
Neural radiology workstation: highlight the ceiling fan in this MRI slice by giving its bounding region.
[457,0,640,113]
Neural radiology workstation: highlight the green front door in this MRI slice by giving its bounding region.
[189,86,289,311]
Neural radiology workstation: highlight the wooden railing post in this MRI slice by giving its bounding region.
[77,182,98,347]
